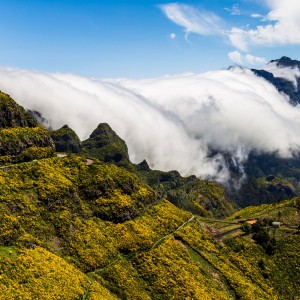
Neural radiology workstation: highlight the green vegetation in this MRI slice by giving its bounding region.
[81,123,236,219]
[0,150,298,299]
[138,166,236,218]
[83,123,131,168]
[0,91,37,129]
[0,126,54,157]
[0,92,299,299]
[230,197,300,226]
[228,175,296,207]
[50,124,82,153]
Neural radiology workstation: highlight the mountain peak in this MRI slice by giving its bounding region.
[50,124,82,153]
[83,122,131,167]
[270,56,300,68]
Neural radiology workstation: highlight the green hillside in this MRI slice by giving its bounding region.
[0,91,299,299]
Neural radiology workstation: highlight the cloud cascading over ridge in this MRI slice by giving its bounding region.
[1,67,300,182]
[263,61,300,87]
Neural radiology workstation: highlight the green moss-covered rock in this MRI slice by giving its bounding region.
[50,125,82,153]
[0,92,37,129]
[83,123,131,167]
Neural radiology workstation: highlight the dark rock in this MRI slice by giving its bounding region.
[266,175,276,182]
[136,159,150,171]
[271,56,300,68]
[252,69,299,106]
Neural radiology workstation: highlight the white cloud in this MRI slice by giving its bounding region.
[245,54,266,65]
[228,52,266,67]
[263,61,300,87]
[159,3,224,38]
[229,0,300,50]
[228,51,243,65]
[1,67,300,183]
[169,33,176,39]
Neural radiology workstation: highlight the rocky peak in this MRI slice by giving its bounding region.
[50,125,82,153]
[83,123,131,167]
[270,56,300,68]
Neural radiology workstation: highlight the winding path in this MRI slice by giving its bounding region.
[87,214,196,276]
[151,215,195,250]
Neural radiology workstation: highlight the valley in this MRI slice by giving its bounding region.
[0,88,299,299]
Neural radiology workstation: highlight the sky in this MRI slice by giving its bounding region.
[1,0,300,78]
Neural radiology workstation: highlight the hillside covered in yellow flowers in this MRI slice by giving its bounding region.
[0,91,299,299]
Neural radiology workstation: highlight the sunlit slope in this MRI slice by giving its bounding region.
[0,90,299,299]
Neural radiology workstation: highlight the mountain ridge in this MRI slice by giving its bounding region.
[0,76,299,299]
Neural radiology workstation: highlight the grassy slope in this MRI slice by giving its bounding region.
[0,153,299,299]
[0,93,299,299]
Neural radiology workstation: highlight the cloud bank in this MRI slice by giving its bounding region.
[1,67,300,182]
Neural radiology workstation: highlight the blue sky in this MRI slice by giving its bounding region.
[1,0,300,78]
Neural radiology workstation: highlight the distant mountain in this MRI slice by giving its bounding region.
[270,56,300,68]
[252,56,300,106]
[221,57,300,206]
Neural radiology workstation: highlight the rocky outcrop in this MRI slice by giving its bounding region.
[50,125,82,153]
[83,123,131,167]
